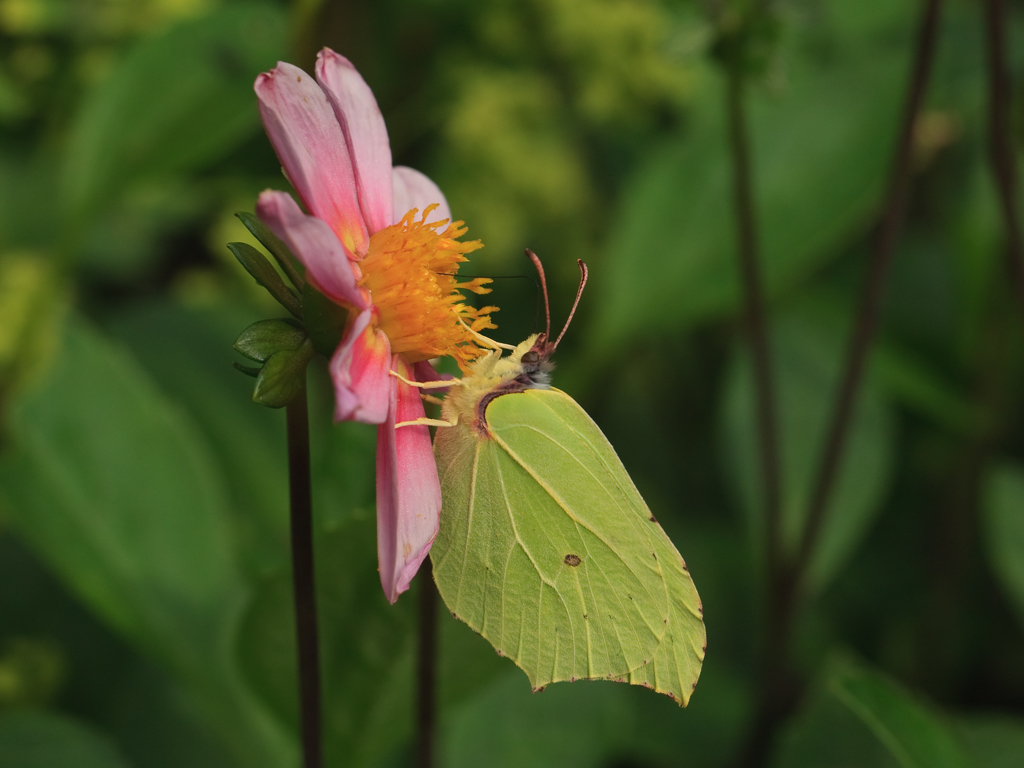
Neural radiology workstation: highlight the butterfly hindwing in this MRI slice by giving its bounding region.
[433,386,684,692]
[490,389,705,704]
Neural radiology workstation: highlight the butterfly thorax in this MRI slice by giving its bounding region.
[442,333,555,437]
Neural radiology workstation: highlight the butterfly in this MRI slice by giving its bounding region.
[398,251,705,704]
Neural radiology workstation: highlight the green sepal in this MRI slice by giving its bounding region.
[227,242,303,320]
[252,338,316,408]
[235,211,306,292]
[234,318,306,363]
[232,361,261,378]
[302,282,348,357]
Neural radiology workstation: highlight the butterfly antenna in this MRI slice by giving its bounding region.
[525,249,551,342]
[551,260,589,351]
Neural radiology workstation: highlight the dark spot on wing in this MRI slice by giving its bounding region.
[564,554,581,567]
[649,514,658,523]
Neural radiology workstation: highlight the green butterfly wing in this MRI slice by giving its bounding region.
[432,387,705,704]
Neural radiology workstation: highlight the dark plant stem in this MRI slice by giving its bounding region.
[793,0,942,584]
[982,0,1024,312]
[735,2,943,765]
[726,61,785,588]
[725,48,793,768]
[417,559,438,768]
[287,385,323,768]
[923,297,1010,696]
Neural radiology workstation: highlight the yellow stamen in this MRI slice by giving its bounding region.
[361,205,497,370]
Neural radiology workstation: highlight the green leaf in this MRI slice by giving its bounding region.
[982,461,1024,630]
[106,300,290,575]
[239,519,416,768]
[0,319,294,768]
[0,320,240,655]
[0,251,66,400]
[235,319,306,363]
[441,671,637,768]
[302,283,348,358]
[872,342,976,435]
[774,658,972,768]
[227,243,303,319]
[63,3,287,219]
[829,662,972,768]
[441,645,752,768]
[590,3,913,349]
[0,711,133,768]
[236,212,306,292]
[955,716,1024,768]
[721,305,895,593]
[253,340,316,408]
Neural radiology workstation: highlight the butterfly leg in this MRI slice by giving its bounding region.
[396,417,456,429]
[457,316,515,350]
[389,370,460,389]
[421,394,445,406]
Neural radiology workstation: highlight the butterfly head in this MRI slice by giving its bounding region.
[519,341,555,389]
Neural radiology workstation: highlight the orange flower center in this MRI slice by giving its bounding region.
[359,206,497,369]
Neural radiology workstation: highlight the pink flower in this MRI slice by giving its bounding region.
[254,49,495,603]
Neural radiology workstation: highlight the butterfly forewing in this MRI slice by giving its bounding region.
[433,385,679,691]
[488,388,704,705]
[625,521,706,704]
[511,390,705,703]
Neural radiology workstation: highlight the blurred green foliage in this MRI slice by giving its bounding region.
[0,0,1022,766]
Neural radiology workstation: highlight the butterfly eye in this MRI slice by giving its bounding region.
[522,351,540,365]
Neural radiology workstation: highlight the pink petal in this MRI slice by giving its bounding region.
[256,190,368,310]
[316,49,394,235]
[392,166,452,226]
[255,61,369,256]
[376,354,441,603]
[329,308,391,424]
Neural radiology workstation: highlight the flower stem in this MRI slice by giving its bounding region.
[286,384,323,768]
[733,2,943,765]
[417,559,438,768]
[794,0,942,584]
[724,40,792,768]
[725,52,785,611]
[982,0,1024,312]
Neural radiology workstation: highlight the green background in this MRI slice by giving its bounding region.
[0,0,1023,766]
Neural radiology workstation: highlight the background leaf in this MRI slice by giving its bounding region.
[0,711,133,768]
[955,716,1024,768]
[107,301,289,575]
[0,319,292,768]
[62,3,287,222]
[720,301,895,592]
[982,461,1024,631]
[829,661,972,768]
[775,658,973,768]
[590,3,912,351]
